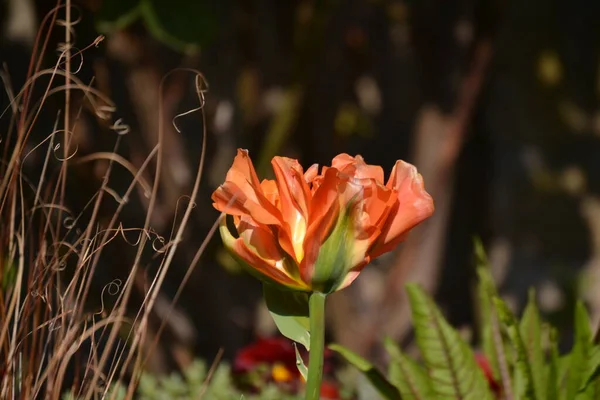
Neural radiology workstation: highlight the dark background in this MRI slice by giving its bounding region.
[1,0,600,374]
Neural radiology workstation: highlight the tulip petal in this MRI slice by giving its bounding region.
[212,150,283,225]
[237,215,285,263]
[301,169,368,291]
[272,157,311,262]
[332,154,384,182]
[304,164,319,183]
[229,148,262,188]
[365,182,396,229]
[335,256,371,291]
[260,179,280,208]
[354,179,396,248]
[272,157,311,216]
[219,218,308,290]
[331,153,356,171]
[337,177,370,261]
[305,202,367,293]
[212,179,281,225]
[371,160,434,257]
[301,168,341,284]
[237,215,303,281]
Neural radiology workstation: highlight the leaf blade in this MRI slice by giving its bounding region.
[384,337,432,399]
[407,284,493,400]
[263,284,310,350]
[519,288,546,399]
[564,302,592,398]
[329,344,401,400]
[475,245,513,398]
[494,297,535,400]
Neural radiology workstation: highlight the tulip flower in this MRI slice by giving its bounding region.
[212,149,434,294]
[212,149,434,400]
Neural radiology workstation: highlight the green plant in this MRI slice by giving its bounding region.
[62,359,305,400]
[213,150,435,400]
[331,241,600,399]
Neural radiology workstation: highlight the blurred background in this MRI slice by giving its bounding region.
[1,0,600,379]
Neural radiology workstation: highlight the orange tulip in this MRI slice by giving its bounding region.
[212,149,434,293]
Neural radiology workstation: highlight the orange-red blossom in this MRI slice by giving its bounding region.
[212,149,434,294]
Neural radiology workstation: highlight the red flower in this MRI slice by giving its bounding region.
[319,381,341,399]
[233,336,339,398]
[234,337,298,376]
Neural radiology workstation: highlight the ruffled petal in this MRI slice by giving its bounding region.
[260,179,280,208]
[237,215,285,262]
[300,168,341,283]
[332,154,384,182]
[212,178,281,225]
[371,160,434,257]
[336,177,372,272]
[304,164,319,183]
[272,157,311,262]
[331,154,356,171]
[228,148,262,188]
[353,178,396,248]
[219,218,308,290]
[212,150,283,225]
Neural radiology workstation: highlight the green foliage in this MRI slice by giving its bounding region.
[329,343,401,400]
[475,238,509,383]
[564,302,592,398]
[547,327,560,400]
[384,337,433,399]
[407,284,493,400]
[96,0,221,52]
[331,242,600,400]
[294,342,309,381]
[494,297,535,399]
[263,284,310,351]
[62,360,302,400]
[519,289,545,399]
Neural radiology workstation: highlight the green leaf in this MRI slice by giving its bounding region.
[329,344,401,400]
[519,288,546,399]
[293,343,308,381]
[546,327,560,400]
[406,284,493,400]
[564,302,592,398]
[475,243,512,396]
[580,345,600,392]
[565,302,592,399]
[576,383,597,399]
[474,239,501,379]
[384,337,433,399]
[575,301,593,343]
[494,297,535,399]
[263,284,310,350]
[558,354,572,399]
[580,348,600,400]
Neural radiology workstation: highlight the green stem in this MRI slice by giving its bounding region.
[305,292,327,400]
